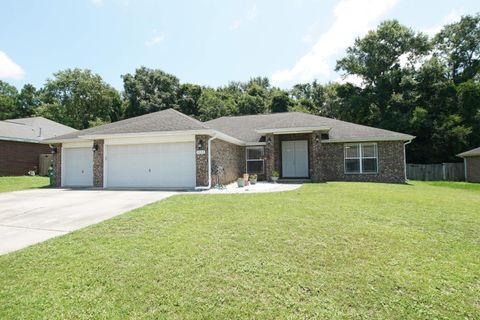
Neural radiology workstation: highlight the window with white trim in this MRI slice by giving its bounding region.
[344,143,378,174]
[246,147,265,174]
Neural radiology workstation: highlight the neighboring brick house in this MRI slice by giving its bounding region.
[458,147,480,183]
[44,109,414,189]
[0,117,76,176]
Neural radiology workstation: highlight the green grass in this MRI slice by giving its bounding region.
[417,180,480,191]
[0,176,49,193]
[0,182,479,319]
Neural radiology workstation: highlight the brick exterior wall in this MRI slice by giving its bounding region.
[0,140,50,176]
[195,135,210,187]
[263,134,406,183]
[320,141,406,183]
[52,143,62,187]
[93,140,104,187]
[465,156,480,183]
[211,138,245,185]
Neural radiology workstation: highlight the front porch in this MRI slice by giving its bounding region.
[264,131,326,182]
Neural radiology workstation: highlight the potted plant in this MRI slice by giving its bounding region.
[249,174,258,185]
[271,171,280,183]
[237,177,245,187]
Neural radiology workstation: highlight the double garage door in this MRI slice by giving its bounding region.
[63,142,195,189]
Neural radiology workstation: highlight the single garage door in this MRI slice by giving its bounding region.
[63,147,93,187]
[106,142,195,189]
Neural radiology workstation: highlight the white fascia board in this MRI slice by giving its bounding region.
[40,138,90,144]
[0,136,41,143]
[322,136,416,143]
[62,141,93,148]
[245,142,266,146]
[79,129,215,140]
[213,131,246,146]
[255,127,331,134]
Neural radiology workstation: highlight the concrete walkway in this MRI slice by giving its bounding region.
[0,189,175,255]
[201,182,302,194]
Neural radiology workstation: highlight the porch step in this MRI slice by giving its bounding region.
[277,179,311,184]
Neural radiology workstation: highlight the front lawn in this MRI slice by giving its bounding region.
[0,176,49,193]
[0,182,479,319]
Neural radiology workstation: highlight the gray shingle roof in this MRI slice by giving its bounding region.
[0,117,76,143]
[205,112,414,143]
[458,147,480,157]
[45,109,414,143]
[45,109,209,141]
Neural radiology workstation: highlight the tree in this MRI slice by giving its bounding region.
[198,88,237,121]
[0,80,18,120]
[237,93,265,115]
[434,14,480,83]
[122,67,180,118]
[177,83,203,117]
[37,69,121,129]
[269,91,292,113]
[16,84,41,118]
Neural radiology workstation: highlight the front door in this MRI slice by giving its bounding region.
[281,140,309,178]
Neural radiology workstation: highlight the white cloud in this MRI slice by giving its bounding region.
[0,51,24,80]
[271,0,399,86]
[91,0,104,6]
[231,3,258,29]
[145,32,165,47]
[423,8,463,37]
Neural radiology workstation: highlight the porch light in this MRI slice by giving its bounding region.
[50,146,57,154]
[315,135,320,143]
[92,144,99,152]
[197,139,204,150]
[266,137,272,145]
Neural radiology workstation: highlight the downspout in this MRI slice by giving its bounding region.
[464,157,467,182]
[195,135,217,190]
[404,139,412,181]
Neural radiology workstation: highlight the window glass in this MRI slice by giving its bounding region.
[362,158,377,172]
[345,159,361,173]
[362,144,376,158]
[247,161,264,173]
[247,147,264,160]
[345,144,360,158]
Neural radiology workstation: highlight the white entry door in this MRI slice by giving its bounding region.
[63,147,93,187]
[281,140,309,178]
[105,142,195,189]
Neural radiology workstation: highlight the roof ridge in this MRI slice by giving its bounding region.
[168,108,210,128]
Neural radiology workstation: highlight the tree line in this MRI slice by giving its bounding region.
[0,14,479,164]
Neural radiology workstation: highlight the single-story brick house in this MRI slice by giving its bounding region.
[43,109,414,189]
[458,147,480,183]
[0,117,76,176]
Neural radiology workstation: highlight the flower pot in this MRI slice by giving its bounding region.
[243,173,249,181]
[271,177,279,183]
[237,178,245,187]
[249,178,257,185]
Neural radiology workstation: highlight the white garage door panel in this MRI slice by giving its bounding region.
[106,142,195,188]
[63,147,93,187]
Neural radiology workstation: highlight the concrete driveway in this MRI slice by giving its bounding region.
[0,189,176,255]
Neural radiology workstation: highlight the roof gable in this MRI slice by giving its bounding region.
[458,147,480,157]
[0,117,76,143]
[47,109,209,141]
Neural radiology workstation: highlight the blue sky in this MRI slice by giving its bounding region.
[1,0,479,90]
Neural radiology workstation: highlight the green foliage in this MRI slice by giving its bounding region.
[122,67,180,118]
[434,13,480,83]
[269,90,292,113]
[16,84,41,118]
[0,80,18,120]
[37,69,120,129]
